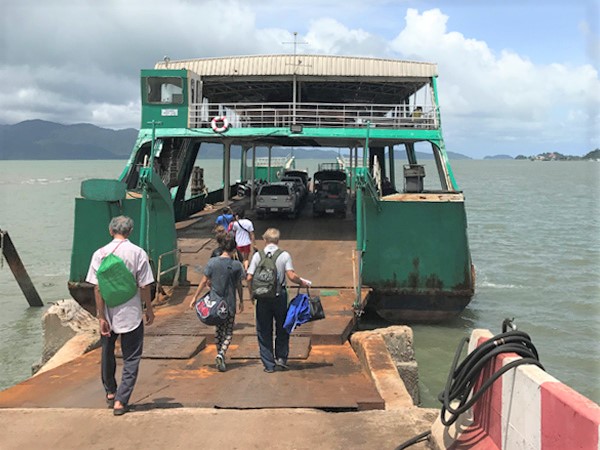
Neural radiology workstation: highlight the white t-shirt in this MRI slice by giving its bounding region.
[232,219,254,246]
[86,239,155,333]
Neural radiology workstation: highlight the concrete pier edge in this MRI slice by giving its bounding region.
[350,328,416,410]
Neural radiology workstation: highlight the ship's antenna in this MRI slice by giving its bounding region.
[283,32,310,125]
[282,31,308,64]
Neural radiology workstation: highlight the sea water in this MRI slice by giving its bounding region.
[0,159,598,406]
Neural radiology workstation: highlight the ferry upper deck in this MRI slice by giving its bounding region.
[141,54,442,146]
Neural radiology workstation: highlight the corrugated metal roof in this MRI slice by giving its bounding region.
[154,55,437,78]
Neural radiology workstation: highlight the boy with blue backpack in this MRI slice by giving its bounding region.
[215,207,234,230]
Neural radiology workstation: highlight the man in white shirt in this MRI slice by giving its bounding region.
[86,216,155,416]
[231,209,255,270]
[247,228,310,373]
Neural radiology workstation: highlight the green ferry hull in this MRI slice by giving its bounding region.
[361,195,473,322]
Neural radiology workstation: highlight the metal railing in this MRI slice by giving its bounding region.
[352,167,382,315]
[155,248,182,301]
[189,102,437,129]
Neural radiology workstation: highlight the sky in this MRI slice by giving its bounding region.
[1,0,599,159]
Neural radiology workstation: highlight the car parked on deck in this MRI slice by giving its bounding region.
[280,175,308,202]
[284,170,310,191]
[313,170,348,218]
[255,182,299,218]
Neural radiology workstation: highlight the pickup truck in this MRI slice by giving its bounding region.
[312,170,348,218]
[255,182,299,218]
[280,176,308,203]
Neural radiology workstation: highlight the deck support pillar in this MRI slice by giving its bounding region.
[240,145,250,182]
[223,141,231,204]
[251,144,256,210]
[0,229,43,307]
[348,147,353,193]
[267,146,272,181]
[388,145,396,188]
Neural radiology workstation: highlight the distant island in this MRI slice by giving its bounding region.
[515,150,600,161]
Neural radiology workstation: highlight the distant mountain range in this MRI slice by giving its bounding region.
[0,120,138,160]
[0,120,472,160]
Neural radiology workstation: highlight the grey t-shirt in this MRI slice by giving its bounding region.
[204,256,245,312]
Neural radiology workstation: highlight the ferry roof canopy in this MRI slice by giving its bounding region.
[154,54,438,104]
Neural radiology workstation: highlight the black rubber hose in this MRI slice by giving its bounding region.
[439,330,544,427]
[394,323,544,449]
[394,430,431,450]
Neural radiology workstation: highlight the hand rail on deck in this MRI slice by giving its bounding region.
[351,168,382,314]
[155,248,182,302]
[189,102,437,129]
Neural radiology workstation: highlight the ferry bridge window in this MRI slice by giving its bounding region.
[145,77,184,104]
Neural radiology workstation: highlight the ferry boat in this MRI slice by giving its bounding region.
[67,54,475,322]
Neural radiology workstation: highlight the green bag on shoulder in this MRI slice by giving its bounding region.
[97,253,138,308]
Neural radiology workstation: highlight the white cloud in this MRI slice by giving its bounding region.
[389,8,600,155]
[1,2,598,157]
[90,102,140,129]
[304,18,385,56]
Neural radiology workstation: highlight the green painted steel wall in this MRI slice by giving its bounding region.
[361,199,472,294]
[254,166,285,182]
[69,195,178,285]
[140,69,189,129]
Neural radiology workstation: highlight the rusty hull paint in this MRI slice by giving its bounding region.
[378,257,474,297]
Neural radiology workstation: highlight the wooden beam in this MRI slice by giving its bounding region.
[0,229,43,307]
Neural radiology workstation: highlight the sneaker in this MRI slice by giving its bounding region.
[216,354,226,372]
[263,367,275,373]
[275,358,289,370]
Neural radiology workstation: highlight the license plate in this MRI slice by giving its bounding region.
[326,209,334,213]
[271,208,279,212]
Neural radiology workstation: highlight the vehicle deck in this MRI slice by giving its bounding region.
[0,198,386,412]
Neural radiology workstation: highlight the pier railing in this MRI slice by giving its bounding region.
[189,102,437,130]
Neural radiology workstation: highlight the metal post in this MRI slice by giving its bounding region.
[354,182,364,310]
[0,229,43,307]
[140,120,162,251]
[251,144,256,210]
[356,185,364,252]
[363,121,370,168]
[292,74,297,125]
[388,145,396,188]
[240,146,248,181]
[267,146,272,182]
[349,147,354,193]
[224,141,231,204]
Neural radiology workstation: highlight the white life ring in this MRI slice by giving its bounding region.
[211,116,229,133]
